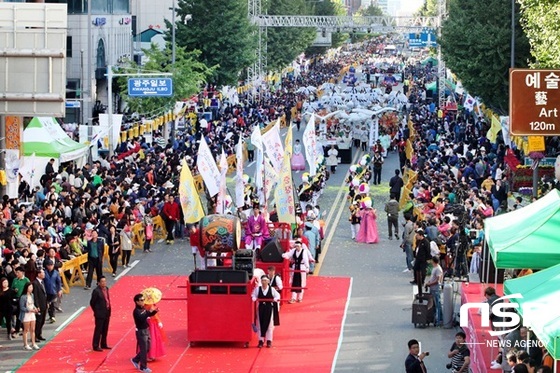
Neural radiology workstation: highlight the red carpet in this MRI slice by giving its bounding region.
[18,275,351,373]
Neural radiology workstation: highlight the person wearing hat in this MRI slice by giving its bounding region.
[244,205,269,251]
[282,240,314,304]
[44,259,62,324]
[412,228,431,299]
[251,275,280,348]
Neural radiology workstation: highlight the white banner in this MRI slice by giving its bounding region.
[216,148,228,214]
[235,136,245,209]
[98,113,123,151]
[303,113,318,176]
[261,119,284,173]
[250,124,263,151]
[196,137,220,196]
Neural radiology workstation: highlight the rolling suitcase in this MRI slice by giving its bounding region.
[412,294,434,328]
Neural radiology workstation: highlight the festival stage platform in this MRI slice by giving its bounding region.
[18,275,351,373]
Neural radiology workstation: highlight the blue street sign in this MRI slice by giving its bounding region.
[408,31,437,48]
[128,78,173,97]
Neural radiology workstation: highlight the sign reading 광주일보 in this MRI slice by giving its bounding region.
[128,78,173,97]
[509,69,560,136]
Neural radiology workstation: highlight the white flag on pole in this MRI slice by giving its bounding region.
[261,119,284,173]
[235,136,245,209]
[303,113,318,176]
[196,137,220,197]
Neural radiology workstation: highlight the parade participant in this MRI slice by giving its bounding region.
[89,276,111,352]
[291,139,306,171]
[145,302,166,361]
[282,240,313,303]
[348,201,361,241]
[251,275,280,348]
[326,145,339,174]
[356,198,379,244]
[389,169,404,200]
[267,266,283,292]
[244,205,269,251]
[372,150,384,185]
[131,294,158,373]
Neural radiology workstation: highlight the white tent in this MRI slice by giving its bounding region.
[21,117,88,188]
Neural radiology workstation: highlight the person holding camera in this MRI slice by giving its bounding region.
[447,331,470,373]
[405,338,429,372]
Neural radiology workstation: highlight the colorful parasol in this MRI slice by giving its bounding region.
[141,287,162,305]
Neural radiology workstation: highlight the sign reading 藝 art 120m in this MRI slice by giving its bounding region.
[510,68,560,136]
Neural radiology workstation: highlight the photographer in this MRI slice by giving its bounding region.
[447,331,470,373]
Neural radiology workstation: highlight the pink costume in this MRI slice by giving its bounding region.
[244,213,269,250]
[147,308,166,360]
[356,208,379,244]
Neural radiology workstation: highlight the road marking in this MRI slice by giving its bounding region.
[331,277,353,373]
[315,148,362,275]
[247,161,255,167]
[55,306,85,332]
[114,260,139,281]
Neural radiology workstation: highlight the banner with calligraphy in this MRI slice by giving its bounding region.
[5,116,22,151]
[303,113,317,176]
[179,160,205,224]
[263,156,278,203]
[261,119,284,173]
[196,137,220,196]
[235,136,245,209]
[274,125,296,224]
[216,149,228,214]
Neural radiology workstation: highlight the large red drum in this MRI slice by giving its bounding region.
[199,214,241,253]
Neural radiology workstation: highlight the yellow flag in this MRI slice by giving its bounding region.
[405,139,414,160]
[274,125,296,224]
[486,115,501,143]
[179,160,205,224]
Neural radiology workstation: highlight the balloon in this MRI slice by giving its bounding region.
[302,172,310,183]
[242,174,252,184]
[351,178,360,187]
[356,166,363,174]
[359,158,368,166]
[317,155,325,165]
[350,165,357,173]
[359,183,370,194]
[361,196,373,209]
[361,154,371,163]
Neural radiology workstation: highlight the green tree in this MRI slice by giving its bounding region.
[116,44,214,116]
[439,0,532,114]
[357,4,385,17]
[266,0,317,71]
[518,0,560,68]
[415,0,438,17]
[171,0,257,86]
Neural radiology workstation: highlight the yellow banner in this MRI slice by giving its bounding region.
[486,115,501,144]
[121,131,127,143]
[527,136,545,152]
[179,160,205,224]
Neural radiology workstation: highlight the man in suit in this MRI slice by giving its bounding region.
[405,339,429,373]
[89,276,111,351]
[84,230,105,290]
[32,269,48,341]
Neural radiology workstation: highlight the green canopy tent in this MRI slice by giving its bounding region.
[485,189,560,269]
[504,263,560,359]
[21,117,88,187]
[421,56,438,66]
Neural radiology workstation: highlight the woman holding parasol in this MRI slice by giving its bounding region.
[141,287,167,361]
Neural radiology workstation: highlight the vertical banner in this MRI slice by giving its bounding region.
[235,136,245,209]
[179,160,205,224]
[261,119,284,173]
[263,156,278,203]
[274,125,296,223]
[196,137,220,196]
[500,116,511,147]
[303,113,317,176]
[216,148,228,214]
[98,113,123,150]
[251,125,264,189]
[5,116,22,151]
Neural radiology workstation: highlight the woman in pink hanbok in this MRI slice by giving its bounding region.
[356,198,379,244]
[145,303,166,361]
[291,139,306,171]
